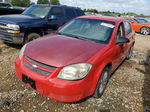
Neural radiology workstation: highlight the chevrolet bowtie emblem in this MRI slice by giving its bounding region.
[32,64,38,68]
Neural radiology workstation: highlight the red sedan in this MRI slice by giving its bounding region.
[15,16,135,102]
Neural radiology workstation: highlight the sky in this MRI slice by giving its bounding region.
[31,0,150,15]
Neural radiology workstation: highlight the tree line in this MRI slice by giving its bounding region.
[11,0,60,7]
[84,9,147,17]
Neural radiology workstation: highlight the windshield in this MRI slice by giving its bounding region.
[57,18,115,44]
[134,18,148,23]
[23,5,51,18]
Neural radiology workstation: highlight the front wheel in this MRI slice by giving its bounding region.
[140,27,150,35]
[93,67,110,98]
[24,33,40,44]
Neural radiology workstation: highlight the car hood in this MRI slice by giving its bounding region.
[0,14,43,24]
[24,34,107,67]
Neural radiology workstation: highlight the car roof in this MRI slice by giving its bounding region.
[78,16,125,23]
[120,16,134,19]
[32,4,81,9]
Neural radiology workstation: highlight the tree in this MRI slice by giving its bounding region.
[11,0,31,7]
[50,0,60,5]
[37,0,50,4]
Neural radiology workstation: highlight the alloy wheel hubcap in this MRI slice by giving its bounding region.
[141,28,149,35]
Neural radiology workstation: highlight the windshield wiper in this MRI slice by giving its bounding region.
[57,32,90,41]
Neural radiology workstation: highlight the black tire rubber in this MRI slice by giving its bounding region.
[24,33,40,44]
[126,47,133,60]
[140,27,150,35]
[93,67,110,98]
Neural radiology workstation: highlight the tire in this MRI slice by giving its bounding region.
[24,33,40,44]
[126,47,133,60]
[140,27,150,35]
[93,67,110,98]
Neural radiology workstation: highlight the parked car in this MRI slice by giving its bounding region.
[102,13,119,17]
[15,16,135,102]
[136,17,150,22]
[121,16,150,35]
[0,2,25,15]
[0,4,85,44]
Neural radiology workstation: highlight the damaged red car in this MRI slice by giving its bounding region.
[15,16,135,102]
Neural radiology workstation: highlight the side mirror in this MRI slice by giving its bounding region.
[48,15,57,20]
[116,37,130,44]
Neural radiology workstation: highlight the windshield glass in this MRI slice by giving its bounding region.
[57,18,115,44]
[134,18,148,23]
[23,5,51,18]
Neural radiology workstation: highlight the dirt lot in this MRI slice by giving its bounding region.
[0,34,150,112]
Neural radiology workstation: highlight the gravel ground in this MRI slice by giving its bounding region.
[0,34,150,112]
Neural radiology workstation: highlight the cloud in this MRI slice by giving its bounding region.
[59,0,150,15]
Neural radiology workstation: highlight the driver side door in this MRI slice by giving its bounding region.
[46,7,65,32]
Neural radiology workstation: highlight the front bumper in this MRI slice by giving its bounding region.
[15,57,93,102]
[0,32,24,44]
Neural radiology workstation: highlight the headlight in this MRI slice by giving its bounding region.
[7,30,20,34]
[19,44,27,59]
[57,63,92,80]
[7,24,20,30]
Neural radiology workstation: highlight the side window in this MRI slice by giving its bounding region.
[66,8,77,21]
[116,23,125,40]
[124,21,132,35]
[50,7,64,17]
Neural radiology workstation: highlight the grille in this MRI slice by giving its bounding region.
[0,28,7,32]
[23,61,50,75]
[23,56,57,76]
[0,22,6,26]
[25,56,56,70]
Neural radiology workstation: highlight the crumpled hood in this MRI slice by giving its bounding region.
[0,14,43,24]
[24,34,106,67]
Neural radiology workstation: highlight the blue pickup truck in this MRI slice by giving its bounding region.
[0,4,85,44]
